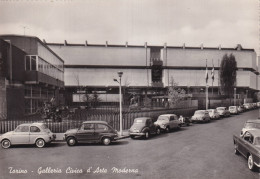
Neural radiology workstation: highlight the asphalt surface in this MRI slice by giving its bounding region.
[0,109,260,179]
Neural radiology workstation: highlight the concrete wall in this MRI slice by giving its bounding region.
[162,48,257,70]
[49,45,150,66]
[163,69,257,89]
[65,68,151,87]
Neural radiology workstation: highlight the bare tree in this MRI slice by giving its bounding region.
[168,77,186,108]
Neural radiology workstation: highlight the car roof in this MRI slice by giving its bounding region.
[18,123,45,126]
[246,130,260,137]
[246,119,260,123]
[159,114,176,117]
[134,117,151,120]
[83,121,108,124]
[195,110,206,112]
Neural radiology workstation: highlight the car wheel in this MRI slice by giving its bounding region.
[130,135,135,139]
[248,154,256,171]
[234,144,239,155]
[1,139,11,149]
[165,126,170,133]
[102,137,111,145]
[144,131,150,139]
[67,137,77,146]
[156,128,161,135]
[35,139,45,148]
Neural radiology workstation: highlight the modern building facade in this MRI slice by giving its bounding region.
[46,41,259,106]
[0,35,64,119]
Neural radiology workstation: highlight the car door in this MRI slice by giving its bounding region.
[11,125,30,144]
[94,124,110,141]
[29,126,41,144]
[76,123,95,142]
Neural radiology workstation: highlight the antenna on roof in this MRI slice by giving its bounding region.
[21,26,29,36]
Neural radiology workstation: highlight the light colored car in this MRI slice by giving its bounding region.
[229,106,239,114]
[154,114,181,132]
[257,102,260,108]
[207,109,220,119]
[0,123,56,149]
[238,105,245,113]
[240,119,260,136]
[216,107,230,117]
[243,103,251,110]
[191,110,211,123]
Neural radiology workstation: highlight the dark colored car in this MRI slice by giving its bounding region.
[64,121,118,146]
[233,130,260,171]
[129,117,161,139]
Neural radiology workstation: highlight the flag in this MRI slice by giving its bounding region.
[205,60,208,84]
[211,64,215,82]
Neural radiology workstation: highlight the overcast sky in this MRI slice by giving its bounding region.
[0,0,258,54]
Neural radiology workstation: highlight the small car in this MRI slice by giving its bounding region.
[129,117,161,139]
[207,109,220,119]
[257,102,260,108]
[191,110,211,123]
[229,106,239,115]
[243,103,251,110]
[238,105,245,113]
[216,107,230,117]
[178,115,192,126]
[154,114,182,132]
[240,119,260,136]
[64,121,118,146]
[0,123,56,149]
[233,130,260,171]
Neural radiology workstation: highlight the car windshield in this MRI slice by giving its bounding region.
[195,111,205,115]
[134,118,146,123]
[244,123,260,129]
[254,137,260,145]
[229,106,236,109]
[157,116,169,121]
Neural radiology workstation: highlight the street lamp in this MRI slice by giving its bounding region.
[113,71,123,136]
[234,88,236,106]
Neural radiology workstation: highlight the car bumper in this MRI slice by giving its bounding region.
[129,132,145,136]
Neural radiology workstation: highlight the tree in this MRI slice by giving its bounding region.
[219,53,237,98]
[167,77,186,108]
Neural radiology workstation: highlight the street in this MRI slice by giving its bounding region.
[0,109,260,179]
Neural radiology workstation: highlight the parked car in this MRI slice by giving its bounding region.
[243,103,252,110]
[178,115,192,126]
[207,109,220,119]
[154,114,182,132]
[129,117,161,139]
[238,105,245,113]
[233,130,260,171]
[241,119,260,136]
[191,110,211,123]
[64,121,118,146]
[0,123,56,149]
[229,106,239,115]
[216,107,230,117]
[257,102,260,108]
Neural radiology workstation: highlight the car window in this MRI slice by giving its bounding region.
[30,126,41,133]
[146,119,152,126]
[15,126,29,132]
[82,123,95,130]
[95,124,109,131]
[243,133,253,143]
[170,116,175,121]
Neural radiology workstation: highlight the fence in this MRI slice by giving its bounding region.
[0,107,197,134]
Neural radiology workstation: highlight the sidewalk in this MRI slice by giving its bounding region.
[54,130,130,142]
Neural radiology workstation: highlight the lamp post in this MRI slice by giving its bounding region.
[113,71,123,136]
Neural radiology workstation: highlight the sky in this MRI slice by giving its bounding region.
[0,0,259,54]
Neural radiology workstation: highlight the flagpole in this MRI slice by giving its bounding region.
[206,59,208,110]
[212,59,214,95]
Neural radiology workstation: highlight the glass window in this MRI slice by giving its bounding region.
[26,56,30,70]
[82,123,95,130]
[30,126,40,132]
[95,124,109,131]
[31,56,36,70]
[15,125,29,132]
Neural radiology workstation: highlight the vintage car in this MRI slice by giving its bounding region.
[229,106,239,115]
[233,130,260,171]
[216,107,230,117]
[129,117,161,139]
[257,102,260,108]
[154,114,182,132]
[238,105,245,113]
[64,121,118,146]
[241,119,260,136]
[207,109,220,119]
[191,110,211,123]
[0,123,56,149]
[243,103,252,110]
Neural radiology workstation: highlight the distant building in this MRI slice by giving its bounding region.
[0,35,64,120]
[47,41,259,106]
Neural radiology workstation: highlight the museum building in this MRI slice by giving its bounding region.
[0,35,64,119]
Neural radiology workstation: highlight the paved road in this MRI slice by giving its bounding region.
[0,109,260,179]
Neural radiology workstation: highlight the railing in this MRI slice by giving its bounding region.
[0,107,197,134]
